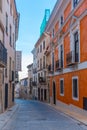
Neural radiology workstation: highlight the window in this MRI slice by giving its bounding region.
[5,68,7,78]
[52,29,54,38]
[43,41,45,50]
[10,4,12,15]
[60,16,63,26]
[74,31,79,62]
[0,0,2,11]
[13,33,15,49]
[43,56,45,68]
[38,60,39,68]
[9,57,12,80]
[73,0,80,8]
[59,44,63,68]
[38,47,39,53]
[52,52,54,71]
[40,44,42,53]
[6,13,8,34]
[40,58,42,69]
[9,25,12,46]
[72,77,79,100]
[60,79,64,96]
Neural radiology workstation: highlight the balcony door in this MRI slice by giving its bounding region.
[74,31,79,62]
[60,44,63,67]
[5,84,8,109]
[52,52,54,71]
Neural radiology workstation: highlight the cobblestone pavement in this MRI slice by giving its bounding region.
[2,99,87,130]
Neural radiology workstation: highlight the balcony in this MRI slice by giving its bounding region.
[32,81,37,86]
[55,59,63,71]
[66,51,79,66]
[0,40,7,67]
[39,77,46,84]
[47,64,55,73]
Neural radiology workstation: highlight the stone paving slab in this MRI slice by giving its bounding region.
[48,103,87,126]
[0,104,19,129]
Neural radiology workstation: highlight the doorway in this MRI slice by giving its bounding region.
[5,84,8,109]
[53,81,56,105]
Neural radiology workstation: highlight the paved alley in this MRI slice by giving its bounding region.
[2,99,87,130]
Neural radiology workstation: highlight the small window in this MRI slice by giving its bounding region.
[38,60,39,68]
[74,31,79,62]
[60,79,64,96]
[60,16,63,26]
[9,25,12,46]
[13,33,15,49]
[43,56,45,68]
[40,44,42,53]
[73,0,80,8]
[10,4,12,15]
[72,77,79,100]
[52,29,54,38]
[43,41,45,50]
[6,13,8,34]
[38,47,39,54]
[5,68,7,77]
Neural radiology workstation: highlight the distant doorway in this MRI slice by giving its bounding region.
[12,84,14,102]
[5,84,8,109]
[53,82,56,105]
[38,88,40,100]
[44,89,47,101]
[41,89,43,101]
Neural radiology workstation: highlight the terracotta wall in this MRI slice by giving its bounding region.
[50,69,87,108]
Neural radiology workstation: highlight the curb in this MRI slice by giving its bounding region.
[47,103,87,126]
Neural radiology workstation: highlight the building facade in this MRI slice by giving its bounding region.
[20,77,29,99]
[35,33,50,102]
[45,0,87,110]
[15,51,22,83]
[27,64,33,99]
[31,48,38,99]
[0,0,19,112]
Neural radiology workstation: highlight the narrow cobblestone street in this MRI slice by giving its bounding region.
[2,99,87,130]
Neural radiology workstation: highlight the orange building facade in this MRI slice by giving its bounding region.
[45,0,87,110]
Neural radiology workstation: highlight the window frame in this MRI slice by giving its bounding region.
[70,25,80,63]
[6,13,8,35]
[40,44,42,53]
[73,0,80,9]
[72,76,79,101]
[43,40,45,50]
[60,78,64,96]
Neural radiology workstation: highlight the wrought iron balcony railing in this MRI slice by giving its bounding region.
[47,64,55,73]
[55,59,63,71]
[0,40,7,67]
[39,77,46,84]
[66,51,79,66]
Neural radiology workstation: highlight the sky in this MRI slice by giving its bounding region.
[15,0,57,79]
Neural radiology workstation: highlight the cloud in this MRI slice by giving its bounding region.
[19,53,33,80]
